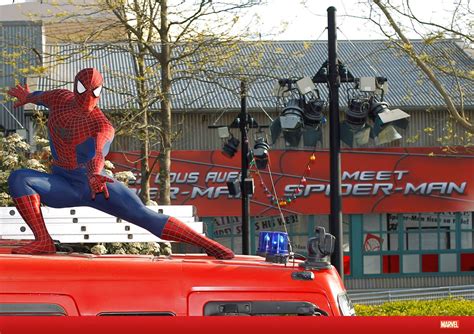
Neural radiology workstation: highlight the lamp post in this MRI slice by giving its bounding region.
[240,80,251,255]
[327,6,344,281]
[209,80,258,256]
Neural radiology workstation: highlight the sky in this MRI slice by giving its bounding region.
[0,0,468,41]
[246,0,465,40]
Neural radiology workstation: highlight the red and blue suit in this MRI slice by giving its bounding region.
[7,68,233,259]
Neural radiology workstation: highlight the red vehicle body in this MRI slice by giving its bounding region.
[0,240,353,316]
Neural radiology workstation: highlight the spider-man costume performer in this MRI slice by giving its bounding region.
[7,68,234,259]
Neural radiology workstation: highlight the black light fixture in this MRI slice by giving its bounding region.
[222,134,240,158]
[253,136,270,170]
[340,97,371,147]
[277,99,305,147]
[227,178,241,196]
[226,177,255,197]
[369,97,410,145]
[270,77,326,148]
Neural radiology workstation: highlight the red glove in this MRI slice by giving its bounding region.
[8,84,31,108]
[88,174,114,200]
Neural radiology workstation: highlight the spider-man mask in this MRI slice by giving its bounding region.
[74,68,103,112]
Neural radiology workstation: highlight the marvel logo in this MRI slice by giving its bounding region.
[440,320,459,329]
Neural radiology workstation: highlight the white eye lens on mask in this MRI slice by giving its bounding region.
[76,80,86,94]
[92,85,102,97]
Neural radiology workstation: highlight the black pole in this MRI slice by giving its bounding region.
[327,6,344,280]
[240,80,251,255]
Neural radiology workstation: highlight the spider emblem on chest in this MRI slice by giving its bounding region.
[55,126,73,142]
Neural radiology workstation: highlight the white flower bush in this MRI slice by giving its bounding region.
[0,172,10,184]
[0,133,50,206]
[33,136,49,147]
[114,171,136,184]
[2,155,19,169]
[26,158,47,172]
[91,244,107,255]
[0,192,11,206]
[104,160,115,170]
[103,241,164,255]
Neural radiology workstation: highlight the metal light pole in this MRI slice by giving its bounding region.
[240,80,251,255]
[327,6,344,280]
[209,80,253,255]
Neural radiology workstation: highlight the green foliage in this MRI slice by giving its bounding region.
[355,298,474,316]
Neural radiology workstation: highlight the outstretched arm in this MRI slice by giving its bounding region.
[87,115,115,200]
[7,84,62,109]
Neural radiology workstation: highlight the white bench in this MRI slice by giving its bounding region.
[0,205,203,243]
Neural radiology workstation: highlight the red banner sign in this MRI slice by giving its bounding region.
[107,147,474,216]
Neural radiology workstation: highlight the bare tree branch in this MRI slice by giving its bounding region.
[373,0,473,132]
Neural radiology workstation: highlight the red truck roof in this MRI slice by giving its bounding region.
[0,240,348,316]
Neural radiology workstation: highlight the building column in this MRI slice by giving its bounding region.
[350,214,364,278]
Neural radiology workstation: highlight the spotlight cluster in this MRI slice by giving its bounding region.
[341,77,410,147]
[270,77,326,148]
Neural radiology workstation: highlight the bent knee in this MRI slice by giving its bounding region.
[8,169,40,198]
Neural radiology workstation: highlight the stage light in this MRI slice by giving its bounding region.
[280,100,305,130]
[226,179,240,196]
[253,136,270,170]
[226,177,254,197]
[340,97,371,147]
[303,127,323,147]
[370,99,410,145]
[270,77,326,147]
[221,135,240,158]
[340,121,371,147]
[270,100,304,147]
[341,77,409,147]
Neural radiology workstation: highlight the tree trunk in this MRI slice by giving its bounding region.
[134,37,152,204]
[139,115,151,204]
[158,0,172,205]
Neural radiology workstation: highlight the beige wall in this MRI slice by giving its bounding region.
[111,108,474,152]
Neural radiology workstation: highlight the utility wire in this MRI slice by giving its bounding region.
[265,156,294,255]
[338,27,379,76]
[0,101,25,129]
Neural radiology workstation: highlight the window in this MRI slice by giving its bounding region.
[98,312,175,316]
[0,303,66,316]
[204,301,328,316]
[362,214,398,275]
[361,212,473,275]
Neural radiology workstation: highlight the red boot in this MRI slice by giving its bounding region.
[161,217,234,259]
[12,194,55,254]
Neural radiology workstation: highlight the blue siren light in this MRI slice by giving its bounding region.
[257,231,289,258]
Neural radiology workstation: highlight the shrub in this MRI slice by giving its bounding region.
[0,133,51,206]
[355,297,474,316]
